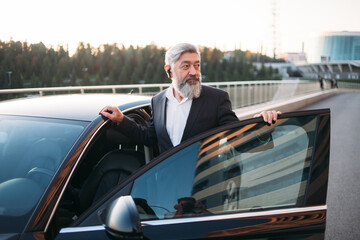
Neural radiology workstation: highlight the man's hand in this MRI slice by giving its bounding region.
[99,106,124,123]
[254,110,282,124]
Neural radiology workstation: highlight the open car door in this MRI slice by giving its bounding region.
[130,109,330,239]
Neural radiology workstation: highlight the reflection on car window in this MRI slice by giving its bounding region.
[0,116,85,232]
[131,143,199,220]
[131,115,317,220]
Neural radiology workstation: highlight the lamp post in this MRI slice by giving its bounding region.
[7,71,12,88]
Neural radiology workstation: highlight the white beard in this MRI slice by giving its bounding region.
[173,75,202,99]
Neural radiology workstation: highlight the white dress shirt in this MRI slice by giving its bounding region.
[165,85,192,147]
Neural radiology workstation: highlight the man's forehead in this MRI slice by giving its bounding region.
[176,52,200,63]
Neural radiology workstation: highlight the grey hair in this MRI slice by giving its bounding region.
[165,43,201,67]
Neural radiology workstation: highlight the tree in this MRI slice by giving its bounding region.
[0,40,281,90]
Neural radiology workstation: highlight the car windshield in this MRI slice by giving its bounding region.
[0,115,87,233]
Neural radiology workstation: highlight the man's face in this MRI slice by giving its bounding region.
[172,52,202,99]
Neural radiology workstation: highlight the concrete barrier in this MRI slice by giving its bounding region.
[234,89,340,120]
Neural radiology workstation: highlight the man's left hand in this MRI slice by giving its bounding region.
[254,110,282,124]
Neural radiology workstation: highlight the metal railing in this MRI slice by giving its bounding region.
[338,81,360,89]
[0,80,350,108]
[212,80,320,108]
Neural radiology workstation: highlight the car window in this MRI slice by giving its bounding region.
[0,115,86,233]
[130,115,317,220]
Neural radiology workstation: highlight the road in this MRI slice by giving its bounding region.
[301,91,360,239]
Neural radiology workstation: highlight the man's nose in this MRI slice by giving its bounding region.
[189,65,196,75]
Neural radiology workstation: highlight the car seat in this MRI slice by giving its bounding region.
[77,148,145,214]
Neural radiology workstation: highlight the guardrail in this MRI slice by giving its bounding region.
[0,80,356,108]
[338,81,360,89]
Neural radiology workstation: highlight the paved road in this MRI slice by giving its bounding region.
[302,91,360,240]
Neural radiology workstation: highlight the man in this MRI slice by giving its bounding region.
[100,43,280,153]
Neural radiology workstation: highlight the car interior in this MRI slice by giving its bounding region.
[49,105,158,235]
[0,117,85,222]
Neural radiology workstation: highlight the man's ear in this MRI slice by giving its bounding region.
[164,65,171,78]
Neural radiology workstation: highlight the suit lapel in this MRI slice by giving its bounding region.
[156,93,173,147]
[181,90,206,142]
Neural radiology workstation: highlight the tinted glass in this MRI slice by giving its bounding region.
[0,115,87,233]
[131,116,317,220]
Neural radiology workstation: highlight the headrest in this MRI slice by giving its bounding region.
[106,127,136,145]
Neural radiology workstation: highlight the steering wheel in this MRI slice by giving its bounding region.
[27,167,54,187]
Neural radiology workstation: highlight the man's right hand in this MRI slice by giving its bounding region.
[99,106,124,123]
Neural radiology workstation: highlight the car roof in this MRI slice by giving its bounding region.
[0,94,151,121]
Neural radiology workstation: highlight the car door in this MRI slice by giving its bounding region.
[57,109,330,240]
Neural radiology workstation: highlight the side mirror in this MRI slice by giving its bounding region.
[101,195,143,239]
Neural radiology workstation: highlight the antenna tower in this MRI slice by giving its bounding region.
[272,0,278,59]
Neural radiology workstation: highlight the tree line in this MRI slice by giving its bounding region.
[0,40,281,90]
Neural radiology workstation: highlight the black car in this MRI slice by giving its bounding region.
[0,94,330,240]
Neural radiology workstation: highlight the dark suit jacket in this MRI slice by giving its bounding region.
[117,85,239,153]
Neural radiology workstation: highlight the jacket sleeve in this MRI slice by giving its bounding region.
[115,100,158,146]
[217,91,240,125]
[115,116,156,147]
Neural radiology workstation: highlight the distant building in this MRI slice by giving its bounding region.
[298,61,360,80]
[310,31,360,62]
[223,51,235,61]
[277,52,307,66]
[298,31,360,80]
[253,62,302,80]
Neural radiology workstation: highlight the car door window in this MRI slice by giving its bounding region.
[130,115,317,220]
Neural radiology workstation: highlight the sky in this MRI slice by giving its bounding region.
[1,0,360,58]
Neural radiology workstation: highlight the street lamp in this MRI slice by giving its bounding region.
[7,71,12,88]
